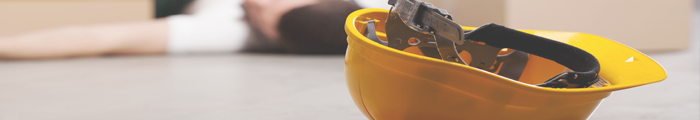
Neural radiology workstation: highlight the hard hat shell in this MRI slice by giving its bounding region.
[345,8,666,120]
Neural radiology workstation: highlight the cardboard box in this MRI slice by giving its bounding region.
[0,0,153,36]
[423,0,693,51]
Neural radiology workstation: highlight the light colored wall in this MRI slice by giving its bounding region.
[506,0,693,51]
[422,0,505,27]
[0,0,153,36]
[418,0,693,51]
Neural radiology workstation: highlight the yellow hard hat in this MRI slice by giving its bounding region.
[344,4,666,120]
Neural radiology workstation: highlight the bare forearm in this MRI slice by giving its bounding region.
[0,20,168,59]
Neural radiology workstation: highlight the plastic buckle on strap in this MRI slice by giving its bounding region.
[380,0,529,81]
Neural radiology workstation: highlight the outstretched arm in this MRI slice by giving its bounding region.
[0,20,168,59]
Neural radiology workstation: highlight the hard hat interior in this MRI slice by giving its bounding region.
[380,28,568,86]
[346,8,666,91]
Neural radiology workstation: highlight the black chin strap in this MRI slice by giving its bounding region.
[384,0,601,88]
[465,23,601,88]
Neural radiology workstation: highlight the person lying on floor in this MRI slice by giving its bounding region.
[0,0,374,59]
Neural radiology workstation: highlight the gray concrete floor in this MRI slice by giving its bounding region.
[587,5,700,120]
[0,47,696,120]
[0,6,697,120]
[0,54,365,120]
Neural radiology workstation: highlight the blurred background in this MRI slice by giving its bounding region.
[0,0,694,52]
[0,0,154,36]
[0,0,697,119]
